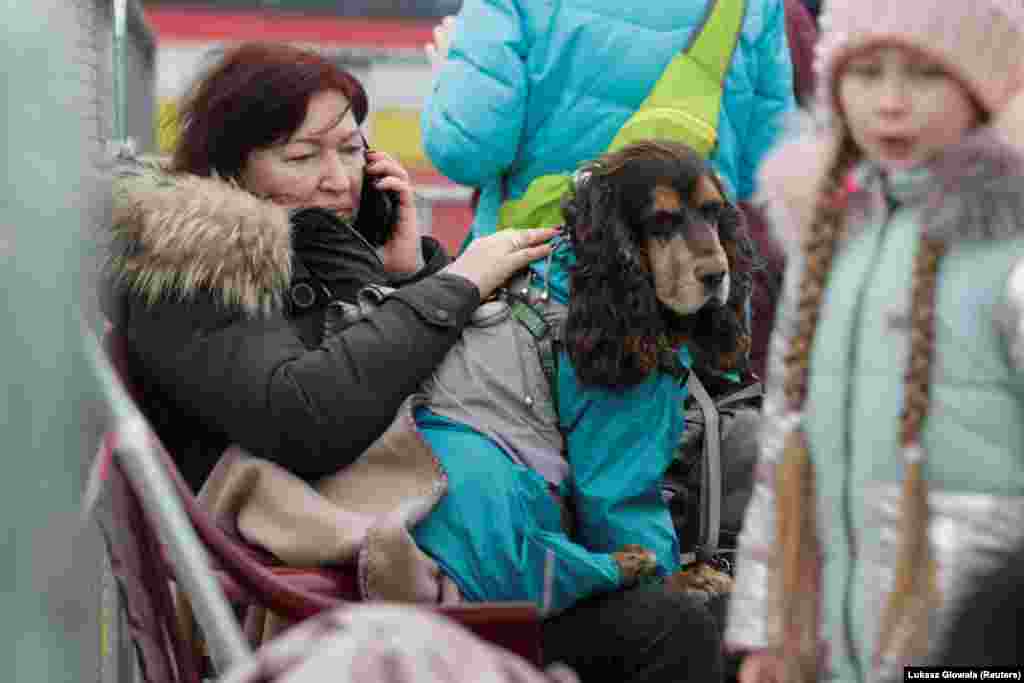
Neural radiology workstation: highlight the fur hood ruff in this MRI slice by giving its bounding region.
[108,160,293,318]
[759,91,1024,249]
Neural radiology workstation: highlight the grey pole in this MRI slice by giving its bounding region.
[112,0,128,144]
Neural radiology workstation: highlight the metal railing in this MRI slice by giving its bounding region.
[98,2,250,680]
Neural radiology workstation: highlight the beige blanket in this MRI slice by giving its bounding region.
[198,397,462,603]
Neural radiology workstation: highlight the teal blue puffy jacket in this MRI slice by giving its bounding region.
[422,0,796,241]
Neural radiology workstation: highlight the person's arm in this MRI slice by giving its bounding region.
[421,0,530,188]
[735,0,797,201]
[121,224,556,482]
[559,361,682,575]
[124,273,481,481]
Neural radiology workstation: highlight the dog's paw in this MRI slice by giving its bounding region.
[612,545,659,586]
[665,562,734,597]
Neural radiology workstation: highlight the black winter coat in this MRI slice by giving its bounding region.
[105,163,480,490]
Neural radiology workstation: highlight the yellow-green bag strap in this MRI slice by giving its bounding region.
[676,0,747,101]
[608,0,746,156]
[498,0,746,232]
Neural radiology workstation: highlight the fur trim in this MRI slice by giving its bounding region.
[923,127,1024,243]
[108,160,292,317]
[755,108,840,250]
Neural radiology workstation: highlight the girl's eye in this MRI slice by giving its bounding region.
[909,63,946,79]
[285,153,316,163]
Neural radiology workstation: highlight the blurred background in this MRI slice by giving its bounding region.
[142,0,474,253]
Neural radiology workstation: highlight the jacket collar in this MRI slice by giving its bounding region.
[107,158,293,318]
[844,125,1024,244]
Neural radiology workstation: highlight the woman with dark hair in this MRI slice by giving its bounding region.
[104,41,554,492]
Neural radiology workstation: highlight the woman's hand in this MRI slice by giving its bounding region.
[366,150,422,274]
[443,227,559,300]
[737,652,783,683]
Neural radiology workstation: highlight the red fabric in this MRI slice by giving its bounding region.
[743,203,785,382]
[784,0,820,107]
[99,459,202,683]
[143,7,435,48]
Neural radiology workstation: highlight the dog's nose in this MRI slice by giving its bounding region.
[700,271,726,290]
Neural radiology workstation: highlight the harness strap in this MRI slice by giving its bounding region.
[686,370,721,560]
[536,334,561,418]
[714,380,763,410]
[497,0,747,231]
[507,294,551,340]
[607,0,747,156]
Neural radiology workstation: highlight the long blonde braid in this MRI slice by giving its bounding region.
[774,137,857,683]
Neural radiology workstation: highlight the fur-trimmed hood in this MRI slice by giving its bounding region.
[758,94,1024,250]
[107,159,293,317]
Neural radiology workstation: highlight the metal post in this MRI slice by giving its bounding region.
[112,0,127,144]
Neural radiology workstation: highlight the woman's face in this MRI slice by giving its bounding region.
[241,89,366,221]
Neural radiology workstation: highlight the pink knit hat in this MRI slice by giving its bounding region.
[816,0,1024,121]
[758,0,1024,245]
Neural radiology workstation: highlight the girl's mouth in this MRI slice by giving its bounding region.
[877,135,915,161]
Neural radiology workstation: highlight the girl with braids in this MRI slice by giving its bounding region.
[724,2,1024,682]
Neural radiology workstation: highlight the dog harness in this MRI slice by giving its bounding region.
[496,0,747,231]
[505,241,691,441]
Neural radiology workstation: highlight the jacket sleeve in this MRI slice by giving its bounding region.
[123,272,481,481]
[724,241,803,651]
[421,0,530,187]
[559,361,682,575]
[735,0,797,201]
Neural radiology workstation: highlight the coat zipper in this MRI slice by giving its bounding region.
[840,201,899,681]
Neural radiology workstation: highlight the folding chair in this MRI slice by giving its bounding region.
[87,328,542,682]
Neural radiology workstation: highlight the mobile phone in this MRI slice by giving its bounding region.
[353,146,400,247]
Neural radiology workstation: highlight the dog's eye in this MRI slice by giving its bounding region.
[699,201,741,233]
[698,201,727,223]
[643,211,683,239]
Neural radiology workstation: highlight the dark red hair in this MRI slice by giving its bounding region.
[171,42,369,179]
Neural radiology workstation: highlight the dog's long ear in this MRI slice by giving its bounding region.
[563,167,665,389]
